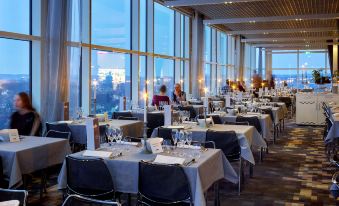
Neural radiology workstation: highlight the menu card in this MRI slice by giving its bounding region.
[154,155,185,165]
[164,105,172,126]
[225,95,231,107]
[148,138,163,154]
[86,118,100,150]
[0,129,20,142]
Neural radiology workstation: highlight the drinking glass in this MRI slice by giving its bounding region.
[186,131,192,146]
[162,139,172,154]
[115,128,123,143]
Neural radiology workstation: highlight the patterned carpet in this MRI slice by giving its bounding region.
[27,119,338,206]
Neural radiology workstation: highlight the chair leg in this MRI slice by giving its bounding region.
[260,147,264,162]
[127,194,131,206]
[238,158,242,195]
[214,181,220,206]
[249,163,254,178]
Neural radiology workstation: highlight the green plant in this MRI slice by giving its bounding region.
[312,70,321,84]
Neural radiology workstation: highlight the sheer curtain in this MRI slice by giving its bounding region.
[41,0,70,122]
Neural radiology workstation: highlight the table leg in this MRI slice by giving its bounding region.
[214,181,220,206]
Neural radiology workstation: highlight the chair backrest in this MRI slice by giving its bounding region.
[207,115,223,124]
[0,189,28,206]
[178,106,197,119]
[117,116,138,121]
[147,113,164,138]
[62,195,120,206]
[260,108,274,123]
[157,127,174,145]
[138,161,192,204]
[0,156,5,188]
[206,130,241,161]
[46,122,71,133]
[278,97,292,107]
[66,156,114,197]
[46,130,71,140]
[236,116,262,134]
[112,112,133,119]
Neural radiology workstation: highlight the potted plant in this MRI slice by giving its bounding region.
[312,70,321,84]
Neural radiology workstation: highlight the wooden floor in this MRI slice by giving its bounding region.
[27,119,339,206]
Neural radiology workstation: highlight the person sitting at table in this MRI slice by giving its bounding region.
[172,83,186,104]
[10,92,41,136]
[152,85,170,106]
[237,81,246,92]
[221,79,231,94]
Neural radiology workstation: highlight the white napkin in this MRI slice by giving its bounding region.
[120,141,138,146]
[0,200,20,206]
[154,155,185,165]
[82,150,113,158]
[177,145,201,150]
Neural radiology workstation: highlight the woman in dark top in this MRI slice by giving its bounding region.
[152,85,170,106]
[10,92,41,136]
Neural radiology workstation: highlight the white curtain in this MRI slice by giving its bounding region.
[41,0,70,122]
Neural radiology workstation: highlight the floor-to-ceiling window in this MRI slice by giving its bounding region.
[154,2,175,96]
[67,0,191,115]
[271,50,329,90]
[0,0,37,129]
[204,26,230,95]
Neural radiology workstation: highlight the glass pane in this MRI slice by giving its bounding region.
[68,47,81,119]
[0,0,30,34]
[0,38,30,129]
[180,15,184,58]
[204,26,211,62]
[219,33,227,64]
[204,64,211,89]
[139,0,147,52]
[272,53,297,69]
[184,16,190,59]
[299,51,326,69]
[139,56,146,107]
[92,0,131,49]
[91,50,131,115]
[180,60,184,90]
[154,58,174,96]
[69,0,81,42]
[154,3,174,56]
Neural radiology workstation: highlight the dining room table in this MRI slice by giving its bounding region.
[58,143,238,206]
[152,123,267,165]
[0,136,71,188]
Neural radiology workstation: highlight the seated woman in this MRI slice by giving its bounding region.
[152,85,170,106]
[172,83,186,103]
[10,92,41,136]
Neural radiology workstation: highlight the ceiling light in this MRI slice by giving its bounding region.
[249,21,256,23]
[225,1,233,4]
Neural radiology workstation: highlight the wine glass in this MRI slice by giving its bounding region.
[115,128,123,143]
[186,131,192,146]
[162,139,172,154]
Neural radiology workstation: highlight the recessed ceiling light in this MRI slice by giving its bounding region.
[225,1,233,4]
[249,20,256,23]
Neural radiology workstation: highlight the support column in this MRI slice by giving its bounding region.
[265,49,272,80]
[234,36,241,80]
[258,47,263,77]
[190,11,204,98]
[333,44,338,74]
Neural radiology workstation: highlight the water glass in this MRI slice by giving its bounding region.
[186,131,192,146]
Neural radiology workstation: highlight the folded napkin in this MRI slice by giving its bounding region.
[0,200,20,206]
[153,155,185,165]
[177,145,201,150]
[82,150,113,158]
[182,121,197,125]
[120,141,138,146]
